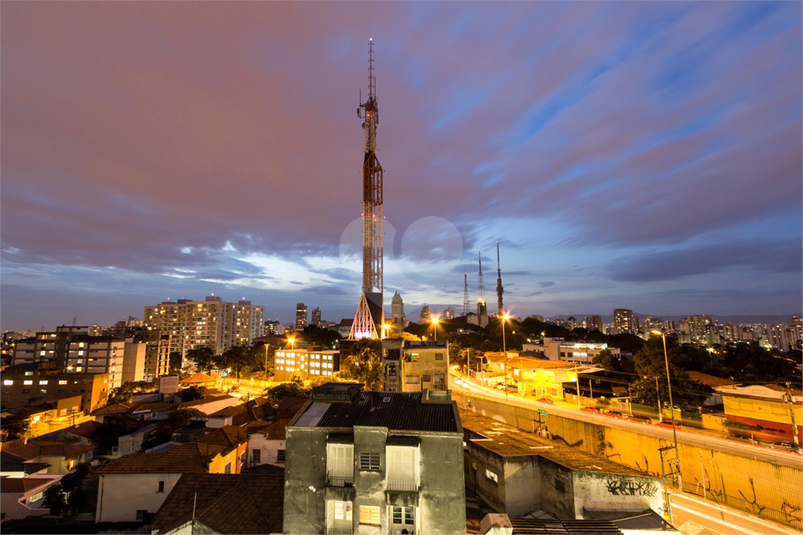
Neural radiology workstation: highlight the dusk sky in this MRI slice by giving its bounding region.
[2,2,801,330]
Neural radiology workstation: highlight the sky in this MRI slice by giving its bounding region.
[1,2,801,330]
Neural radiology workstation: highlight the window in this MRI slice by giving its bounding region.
[58,380,67,385]
[136,510,148,521]
[277,449,286,462]
[333,500,353,521]
[252,449,261,463]
[555,479,566,493]
[327,444,354,481]
[422,375,431,383]
[359,452,380,471]
[3,380,12,385]
[485,469,498,483]
[359,505,380,526]
[405,375,419,385]
[392,506,415,526]
[23,380,32,385]
[435,352,444,360]
[224,462,232,474]
[387,364,396,376]
[158,481,165,493]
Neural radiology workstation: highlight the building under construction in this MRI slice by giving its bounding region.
[350,39,384,340]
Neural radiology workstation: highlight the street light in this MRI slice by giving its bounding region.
[502,313,510,401]
[287,337,295,350]
[431,318,439,342]
[382,323,391,339]
[652,330,680,487]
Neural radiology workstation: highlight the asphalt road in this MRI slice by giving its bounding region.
[448,370,803,469]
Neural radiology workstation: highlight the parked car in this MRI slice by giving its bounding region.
[580,407,598,414]
[504,385,518,393]
[536,398,554,405]
[626,415,651,424]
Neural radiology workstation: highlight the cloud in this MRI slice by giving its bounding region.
[538,281,557,288]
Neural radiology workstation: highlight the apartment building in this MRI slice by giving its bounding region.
[283,383,466,535]
[273,349,340,382]
[1,364,110,413]
[382,340,449,393]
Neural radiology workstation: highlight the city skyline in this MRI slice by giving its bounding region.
[2,2,801,330]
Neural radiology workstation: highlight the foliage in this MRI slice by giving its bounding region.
[0,412,30,441]
[714,343,802,383]
[43,462,91,516]
[216,344,261,379]
[186,347,216,372]
[264,382,309,402]
[301,325,341,349]
[252,342,276,376]
[179,386,205,402]
[141,408,203,450]
[340,339,383,391]
[632,338,714,410]
[91,414,141,453]
[107,380,157,405]
[169,351,183,374]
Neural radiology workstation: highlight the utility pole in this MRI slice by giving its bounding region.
[784,382,800,451]
[659,445,675,525]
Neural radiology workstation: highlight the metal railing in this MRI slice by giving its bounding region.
[326,471,354,487]
[386,479,418,492]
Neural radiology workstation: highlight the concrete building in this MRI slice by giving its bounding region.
[382,340,449,393]
[613,309,636,335]
[283,383,466,535]
[721,384,802,442]
[312,307,322,327]
[390,291,405,336]
[296,303,308,330]
[524,338,620,365]
[0,475,63,522]
[583,316,603,332]
[273,349,340,383]
[418,304,432,324]
[1,364,110,413]
[443,307,455,321]
[461,409,664,519]
[143,295,265,358]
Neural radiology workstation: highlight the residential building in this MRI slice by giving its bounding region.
[583,316,603,332]
[176,394,241,416]
[443,307,455,320]
[283,383,466,535]
[528,338,620,365]
[92,401,176,423]
[613,309,636,335]
[1,364,110,414]
[312,307,323,327]
[419,304,432,324]
[2,441,95,474]
[390,291,405,336]
[504,359,578,399]
[0,475,63,521]
[272,349,339,383]
[143,295,265,359]
[0,452,51,479]
[461,409,664,519]
[766,324,790,352]
[566,316,577,331]
[96,427,248,523]
[721,384,802,442]
[382,340,449,392]
[337,319,354,339]
[296,303,308,330]
[150,473,284,535]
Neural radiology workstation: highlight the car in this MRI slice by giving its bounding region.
[536,398,554,405]
[580,407,598,413]
[626,416,651,424]
[494,383,506,390]
[504,385,518,393]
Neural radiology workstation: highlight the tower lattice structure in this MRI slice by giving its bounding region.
[477,251,487,318]
[462,270,470,317]
[496,241,504,317]
[351,38,385,339]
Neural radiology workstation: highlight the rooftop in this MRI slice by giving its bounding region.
[96,443,223,474]
[291,390,459,433]
[4,441,95,461]
[686,371,739,388]
[460,409,648,478]
[180,372,216,385]
[151,473,283,535]
[0,475,62,495]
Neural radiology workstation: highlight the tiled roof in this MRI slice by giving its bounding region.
[510,358,574,369]
[509,517,622,534]
[131,402,176,413]
[293,391,459,433]
[208,397,271,426]
[0,475,62,494]
[92,402,133,416]
[92,401,175,417]
[686,371,739,387]
[196,426,248,452]
[180,372,216,384]
[151,473,284,534]
[178,394,234,409]
[0,452,51,475]
[4,441,95,461]
[96,443,221,474]
[254,418,291,440]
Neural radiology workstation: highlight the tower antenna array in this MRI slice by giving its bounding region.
[477,251,487,319]
[350,38,385,340]
[462,268,470,317]
[496,241,504,316]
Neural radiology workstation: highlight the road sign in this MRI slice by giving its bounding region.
[537,409,549,416]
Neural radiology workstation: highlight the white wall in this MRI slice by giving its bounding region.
[96,472,183,522]
[247,434,286,467]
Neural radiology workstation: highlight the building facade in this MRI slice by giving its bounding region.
[273,349,340,382]
[296,303,308,330]
[2,365,111,414]
[613,309,636,335]
[283,384,466,535]
[382,340,449,393]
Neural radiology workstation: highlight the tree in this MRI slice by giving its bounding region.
[592,349,619,371]
[186,347,216,372]
[301,325,341,349]
[43,462,91,516]
[0,412,30,441]
[264,382,309,402]
[632,338,713,410]
[169,351,183,374]
[179,386,205,402]
[44,484,67,516]
[340,339,383,391]
[216,344,260,379]
[107,380,157,405]
[91,414,141,453]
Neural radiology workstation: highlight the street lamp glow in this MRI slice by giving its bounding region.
[431,317,440,341]
[287,337,295,350]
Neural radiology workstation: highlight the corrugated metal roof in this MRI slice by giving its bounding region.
[294,391,457,433]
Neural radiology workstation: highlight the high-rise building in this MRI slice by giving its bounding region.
[144,295,265,358]
[443,307,455,321]
[613,309,636,335]
[296,303,308,330]
[566,316,578,331]
[583,315,603,332]
[419,305,432,324]
[789,316,802,350]
[311,307,322,327]
[391,291,405,335]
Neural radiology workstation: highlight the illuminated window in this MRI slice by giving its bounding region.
[485,469,498,483]
[39,380,48,385]
[24,380,33,385]
[334,501,352,521]
[3,380,12,385]
[359,505,380,526]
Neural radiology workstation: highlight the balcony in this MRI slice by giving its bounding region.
[386,479,418,492]
[326,471,354,487]
[325,528,353,535]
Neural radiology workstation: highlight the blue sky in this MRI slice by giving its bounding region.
[1,2,801,329]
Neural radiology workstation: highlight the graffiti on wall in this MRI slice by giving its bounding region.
[605,479,658,497]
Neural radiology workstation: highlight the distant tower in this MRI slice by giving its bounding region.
[311,307,322,327]
[496,241,504,317]
[477,251,488,327]
[391,291,405,335]
[419,305,432,324]
[296,303,308,330]
[462,269,470,317]
[351,38,385,340]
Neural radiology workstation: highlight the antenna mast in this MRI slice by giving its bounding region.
[477,251,487,321]
[496,241,504,316]
[462,269,470,317]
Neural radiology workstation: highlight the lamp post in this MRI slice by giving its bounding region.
[287,337,295,350]
[501,313,509,353]
[431,318,439,342]
[652,330,680,488]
